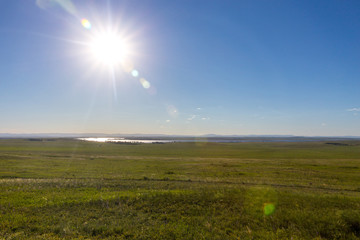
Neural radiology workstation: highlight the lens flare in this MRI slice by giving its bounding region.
[263,203,276,216]
[36,0,76,15]
[140,78,150,89]
[244,187,278,217]
[81,18,91,29]
[131,69,139,77]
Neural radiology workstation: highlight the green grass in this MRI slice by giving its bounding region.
[0,139,359,239]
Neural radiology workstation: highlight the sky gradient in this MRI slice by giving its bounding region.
[1,0,360,136]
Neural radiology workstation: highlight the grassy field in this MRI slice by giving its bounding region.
[0,139,359,239]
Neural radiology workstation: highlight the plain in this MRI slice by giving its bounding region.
[0,139,359,239]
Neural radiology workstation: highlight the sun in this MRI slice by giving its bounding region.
[89,32,129,66]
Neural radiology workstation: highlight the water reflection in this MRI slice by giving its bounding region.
[77,137,349,144]
[78,138,172,144]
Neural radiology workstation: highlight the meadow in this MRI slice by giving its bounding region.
[0,138,359,239]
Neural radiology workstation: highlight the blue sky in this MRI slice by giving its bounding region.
[1,0,359,136]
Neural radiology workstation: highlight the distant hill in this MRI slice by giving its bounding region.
[1,133,360,140]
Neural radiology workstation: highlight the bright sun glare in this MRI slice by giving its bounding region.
[90,32,129,66]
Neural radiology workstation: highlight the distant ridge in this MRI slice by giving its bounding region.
[1,133,360,139]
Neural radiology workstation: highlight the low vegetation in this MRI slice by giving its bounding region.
[0,139,359,239]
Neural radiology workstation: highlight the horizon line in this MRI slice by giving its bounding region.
[1,133,360,138]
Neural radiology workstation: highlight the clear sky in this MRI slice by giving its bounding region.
[1,0,360,136]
